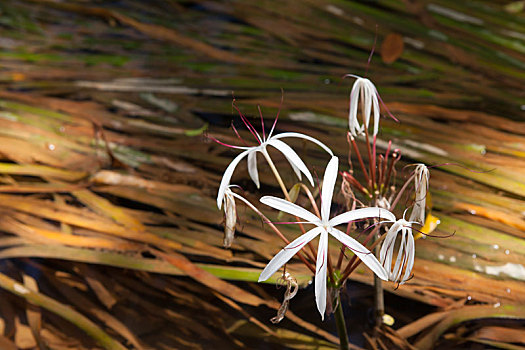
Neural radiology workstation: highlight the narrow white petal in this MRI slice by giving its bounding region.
[401,230,415,284]
[363,82,372,130]
[217,150,250,209]
[267,139,313,186]
[247,150,260,188]
[348,83,361,136]
[372,92,380,136]
[315,231,328,320]
[379,226,396,265]
[380,220,404,276]
[384,233,395,277]
[330,228,388,280]
[392,230,406,281]
[258,227,323,282]
[321,156,338,222]
[260,196,321,224]
[271,132,334,156]
[329,207,396,227]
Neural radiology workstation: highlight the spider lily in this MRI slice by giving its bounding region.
[408,164,429,225]
[258,156,395,319]
[379,218,416,284]
[346,74,397,137]
[216,104,333,209]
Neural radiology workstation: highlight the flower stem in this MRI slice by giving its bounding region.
[373,236,384,334]
[334,290,349,350]
[262,148,291,201]
[349,135,370,185]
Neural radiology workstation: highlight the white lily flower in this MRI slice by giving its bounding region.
[347,75,380,137]
[258,156,395,319]
[380,219,416,285]
[216,112,333,209]
[409,164,429,225]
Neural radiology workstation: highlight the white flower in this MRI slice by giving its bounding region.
[380,219,415,284]
[216,122,333,209]
[347,75,380,137]
[409,164,429,224]
[258,156,395,319]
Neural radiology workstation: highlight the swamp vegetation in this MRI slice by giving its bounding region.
[0,0,524,349]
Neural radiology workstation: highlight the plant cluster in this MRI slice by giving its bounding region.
[213,75,438,347]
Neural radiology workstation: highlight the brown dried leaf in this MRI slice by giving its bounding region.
[381,33,404,64]
[473,326,525,344]
[14,317,37,349]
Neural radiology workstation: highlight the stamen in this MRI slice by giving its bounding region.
[375,90,400,123]
[342,243,374,255]
[365,25,378,77]
[231,122,249,146]
[258,105,265,141]
[284,240,306,250]
[428,162,495,173]
[317,250,325,273]
[411,226,456,238]
[268,88,284,139]
[232,99,262,144]
[264,220,310,225]
[208,135,249,150]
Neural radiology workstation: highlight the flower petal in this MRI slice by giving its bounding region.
[321,156,338,222]
[363,80,372,130]
[260,196,321,224]
[330,227,388,280]
[271,132,334,156]
[217,150,250,209]
[258,227,323,282]
[379,221,400,266]
[372,90,380,136]
[381,220,404,270]
[401,229,415,284]
[247,150,260,188]
[348,82,361,136]
[267,139,313,186]
[329,207,396,227]
[392,229,406,281]
[315,230,328,320]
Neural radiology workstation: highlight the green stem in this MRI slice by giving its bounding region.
[262,148,290,200]
[334,291,349,350]
[373,240,384,334]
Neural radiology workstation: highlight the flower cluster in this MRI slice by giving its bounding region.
[213,76,434,320]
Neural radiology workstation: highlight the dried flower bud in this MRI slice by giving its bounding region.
[409,164,429,225]
[270,272,298,324]
[223,188,237,248]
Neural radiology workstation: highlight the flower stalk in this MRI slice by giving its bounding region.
[334,290,349,350]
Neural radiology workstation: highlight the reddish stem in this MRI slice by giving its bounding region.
[350,135,370,185]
